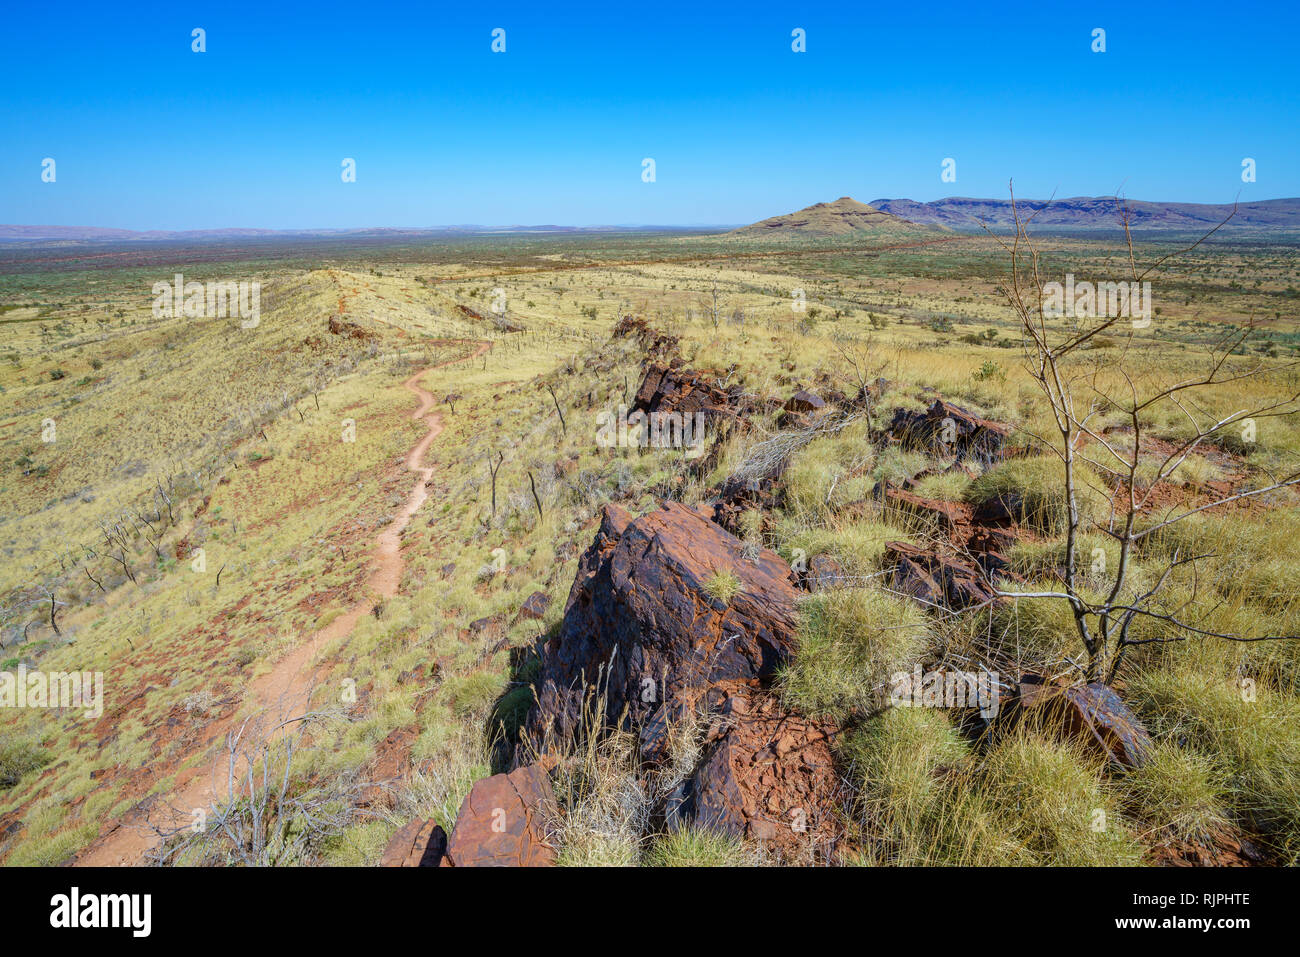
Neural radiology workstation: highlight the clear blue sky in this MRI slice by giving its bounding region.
[2,0,1296,229]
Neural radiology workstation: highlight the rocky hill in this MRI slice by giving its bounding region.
[727,197,942,240]
[869,196,1300,232]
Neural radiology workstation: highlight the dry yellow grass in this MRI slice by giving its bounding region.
[2,232,1297,866]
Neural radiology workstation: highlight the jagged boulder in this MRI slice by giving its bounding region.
[885,541,1002,610]
[380,818,447,867]
[784,390,826,413]
[516,591,551,621]
[525,501,801,759]
[445,765,558,867]
[633,364,738,422]
[664,692,843,858]
[888,399,1010,465]
[1015,676,1154,769]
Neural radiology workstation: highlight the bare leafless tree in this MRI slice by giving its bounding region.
[706,276,722,330]
[828,331,888,433]
[487,450,505,517]
[545,382,567,435]
[989,185,1300,682]
[151,707,369,866]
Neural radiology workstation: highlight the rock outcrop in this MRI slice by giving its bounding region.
[884,541,1003,610]
[664,691,843,858]
[784,390,826,413]
[516,590,551,621]
[633,364,739,423]
[879,483,1018,569]
[525,501,801,760]
[888,399,1010,465]
[1015,675,1154,769]
[613,315,680,359]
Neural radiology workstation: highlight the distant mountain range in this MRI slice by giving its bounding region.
[4,195,1299,242]
[869,196,1300,231]
[0,224,682,242]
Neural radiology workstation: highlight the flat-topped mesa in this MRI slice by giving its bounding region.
[523,500,801,760]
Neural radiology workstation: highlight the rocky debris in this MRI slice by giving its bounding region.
[784,390,826,413]
[1015,675,1153,769]
[327,315,376,340]
[380,818,448,867]
[445,765,558,867]
[363,725,418,806]
[710,470,782,537]
[613,315,680,359]
[664,692,843,859]
[967,528,1018,576]
[517,590,551,621]
[633,363,739,423]
[884,541,1003,610]
[457,302,523,332]
[876,482,1018,574]
[525,501,801,760]
[972,491,1023,526]
[881,484,970,533]
[1148,828,1269,867]
[888,399,1011,465]
[801,553,846,592]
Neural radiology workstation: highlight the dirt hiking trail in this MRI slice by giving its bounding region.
[76,340,490,866]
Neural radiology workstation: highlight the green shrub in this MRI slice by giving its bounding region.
[840,708,1013,865]
[702,569,741,605]
[1129,663,1300,859]
[0,736,51,789]
[967,455,1105,534]
[780,587,930,721]
[1122,743,1230,845]
[978,732,1144,866]
[645,827,750,866]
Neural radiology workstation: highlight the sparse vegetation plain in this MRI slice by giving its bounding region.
[2,212,1297,868]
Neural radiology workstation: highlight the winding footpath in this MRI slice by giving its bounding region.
[76,340,490,866]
